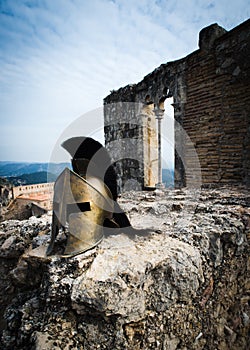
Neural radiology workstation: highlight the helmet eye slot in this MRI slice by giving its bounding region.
[67,202,91,220]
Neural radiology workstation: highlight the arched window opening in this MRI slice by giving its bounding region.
[162,97,174,187]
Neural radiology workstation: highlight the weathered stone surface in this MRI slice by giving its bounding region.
[72,234,202,321]
[0,216,50,258]
[0,187,249,349]
[198,23,227,51]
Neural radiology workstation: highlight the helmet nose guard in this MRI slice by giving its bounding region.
[46,168,114,257]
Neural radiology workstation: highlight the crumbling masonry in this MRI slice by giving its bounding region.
[104,19,250,190]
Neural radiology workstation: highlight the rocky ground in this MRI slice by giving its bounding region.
[0,186,249,350]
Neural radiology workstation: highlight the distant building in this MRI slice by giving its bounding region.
[13,183,54,211]
[15,192,53,211]
[12,182,54,201]
[0,182,54,221]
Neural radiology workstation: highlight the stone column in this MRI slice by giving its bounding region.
[154,106,165,189]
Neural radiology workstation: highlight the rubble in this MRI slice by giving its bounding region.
[0,187,249,349]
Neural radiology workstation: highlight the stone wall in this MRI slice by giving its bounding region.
[184,21,250,187]
[104,102,148,192]
[104,19,250,189]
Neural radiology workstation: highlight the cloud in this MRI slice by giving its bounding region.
[0,0,249,161]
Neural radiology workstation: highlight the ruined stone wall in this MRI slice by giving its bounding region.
[104,101,155,192]
[104,19,250,189]
[184,21,250,187]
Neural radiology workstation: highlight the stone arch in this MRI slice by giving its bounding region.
[158,96,166,111]
[156,87,173,110]
[153,88,175,186]
[141,95,154,116]
[145,94,153,104]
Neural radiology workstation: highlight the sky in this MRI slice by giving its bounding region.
[0,0,249,164]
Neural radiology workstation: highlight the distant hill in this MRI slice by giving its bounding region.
[0,162,175,188]
[0,162,70,177]
[6,171,58,186]
[162,169,174,188]
[0,162,71,187]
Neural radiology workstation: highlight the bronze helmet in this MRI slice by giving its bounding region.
[46,167,114,257]
[47,136,134,257]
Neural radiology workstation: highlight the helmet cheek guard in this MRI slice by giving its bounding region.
[46,167,114,258]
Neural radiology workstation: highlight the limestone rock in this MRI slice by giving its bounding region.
[0,187,249,349]
[72,234,203,321]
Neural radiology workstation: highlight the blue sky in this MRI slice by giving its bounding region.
[0,0,249,163]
